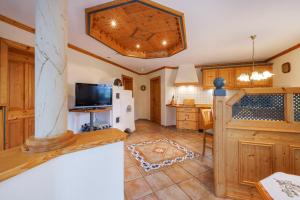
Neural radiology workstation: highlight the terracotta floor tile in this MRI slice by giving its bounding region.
[125,166,143,182]
[125,178,152,200]
[136,193,158,200]
[125,155,136,168]
[145,171,174,191]
[155,185,190,200]
[180,160,209,176]
[163,165,192,183]
[178,178,213,200]
[195,170,214,192]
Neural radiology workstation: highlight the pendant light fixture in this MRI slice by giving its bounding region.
[237,35,274,82]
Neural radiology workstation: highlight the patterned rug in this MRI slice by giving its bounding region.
[127,138,200,172]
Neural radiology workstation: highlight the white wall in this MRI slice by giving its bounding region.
[271,47,300,87]
[0,142,124,200]
[0,21,149,132]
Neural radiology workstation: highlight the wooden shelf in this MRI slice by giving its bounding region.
[69,107,112,113]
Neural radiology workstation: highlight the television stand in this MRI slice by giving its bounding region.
[69,107,112,131]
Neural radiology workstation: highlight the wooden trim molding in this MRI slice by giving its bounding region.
[0,128,127,182]
[265,43,300,62]
[143,66,178,75]
[0,15,143,75]
[0,15,35,33]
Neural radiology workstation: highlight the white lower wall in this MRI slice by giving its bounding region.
[0,141,124,200]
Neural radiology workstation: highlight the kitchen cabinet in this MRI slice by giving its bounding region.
[202,69,218,89]
[202,65,273,89]
[172,105,213,130]
[235,67,252,88]
[252,65,273,87]
[218,68,235,89]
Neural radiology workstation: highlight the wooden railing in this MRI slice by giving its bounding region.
[213,87,300,200]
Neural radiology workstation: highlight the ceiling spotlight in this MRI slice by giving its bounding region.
[162,40,167,46]
[111,20,117,27]
[136,44,140,49]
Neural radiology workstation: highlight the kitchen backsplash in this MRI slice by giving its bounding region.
[174,86,237,104]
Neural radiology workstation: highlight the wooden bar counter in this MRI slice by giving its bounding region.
[0,128,127,182]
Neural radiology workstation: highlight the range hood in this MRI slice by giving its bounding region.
[174,64,199,86]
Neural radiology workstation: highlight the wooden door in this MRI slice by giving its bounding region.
[150,77,161,124]
[235,67,252,88]
[5,50,34,149]
[202,69,218,89]
[218,68,235,89]
[122,75,133,96]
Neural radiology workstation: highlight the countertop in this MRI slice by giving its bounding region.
[166,104,213,108]
[0,128,127,182]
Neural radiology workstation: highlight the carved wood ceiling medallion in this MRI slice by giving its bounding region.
[85,0,187,59]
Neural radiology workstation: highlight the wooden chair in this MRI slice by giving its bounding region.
[200,108,214,156]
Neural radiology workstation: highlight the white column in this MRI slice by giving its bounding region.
[35,0,68,138]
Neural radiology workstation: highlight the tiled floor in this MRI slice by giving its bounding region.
[124,120,229,200]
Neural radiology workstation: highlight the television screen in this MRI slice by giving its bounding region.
[75,83,112,108]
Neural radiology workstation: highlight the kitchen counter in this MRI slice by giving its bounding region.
[166,104,213,108]
[167,104,213,130]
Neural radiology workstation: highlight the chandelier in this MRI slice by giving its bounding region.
[237,35,274,82]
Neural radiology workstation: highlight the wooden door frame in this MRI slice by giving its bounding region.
[150,76,161,124]
[122,74,134,96]
[0,38,34,150]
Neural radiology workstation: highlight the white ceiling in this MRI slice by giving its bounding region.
[1,0,300,73]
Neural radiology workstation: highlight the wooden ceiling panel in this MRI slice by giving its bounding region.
[86,0,187,59]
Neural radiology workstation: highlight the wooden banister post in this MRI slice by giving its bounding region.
[213,78,227,197]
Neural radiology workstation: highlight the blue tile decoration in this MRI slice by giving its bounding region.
[127,138,200,172]
[232,94,285,121]
[294,94,300,122]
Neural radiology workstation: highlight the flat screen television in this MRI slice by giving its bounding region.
[75,83,112,108]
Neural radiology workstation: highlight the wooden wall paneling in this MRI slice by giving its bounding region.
[0,40,8,106]
[290,146,300,175]
[218,68,235,89]
[0,108,3,151]
[6,119,24,149]
[24,117,34,139]
[238,141,274,185]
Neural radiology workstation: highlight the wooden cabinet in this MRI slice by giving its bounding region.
[202,65,273,89]
[175,106,213,130]
[218,68,235,89]
[176,108,199,130]
[252,66,273,87]
[235,67,252,88]
[202,69,217,89]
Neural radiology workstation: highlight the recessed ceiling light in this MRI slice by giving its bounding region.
[111,20,117,27]
[136,44,140,49]
[162,40,167,46]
